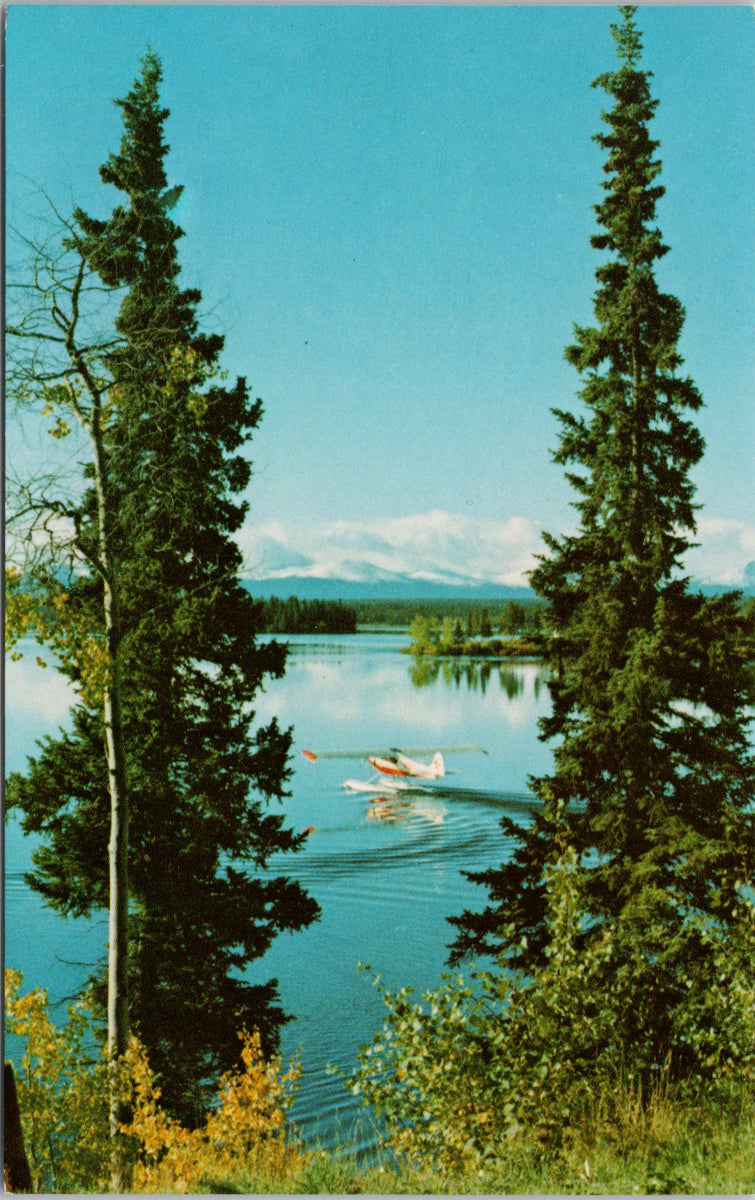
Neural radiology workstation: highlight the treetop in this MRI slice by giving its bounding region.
[611,7,643,69]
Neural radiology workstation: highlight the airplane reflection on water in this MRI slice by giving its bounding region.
[357,785,540,827]
[366,796,447,825]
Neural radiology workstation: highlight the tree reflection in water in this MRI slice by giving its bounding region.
[409,656,546,698]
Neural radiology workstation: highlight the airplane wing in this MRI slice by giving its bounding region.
[302,744,487,761]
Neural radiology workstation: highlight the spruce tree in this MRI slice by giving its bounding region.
[7,50,319,1120]
[449,8,754,1078]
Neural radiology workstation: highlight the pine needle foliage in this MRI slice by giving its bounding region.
[6,49,319,1122]
[448,7,755,1082]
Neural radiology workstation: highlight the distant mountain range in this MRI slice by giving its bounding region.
[242,569,754,603]
[243,572,536,602]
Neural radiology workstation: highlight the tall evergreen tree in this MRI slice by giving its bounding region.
[7,50,319,1120]
[449,8,754,1077]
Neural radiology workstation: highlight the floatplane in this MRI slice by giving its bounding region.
[302,744,487,793]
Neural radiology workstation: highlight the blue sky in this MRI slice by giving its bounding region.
[6,4,754,587]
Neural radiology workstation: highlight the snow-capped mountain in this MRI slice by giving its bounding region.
[236,510,755,600]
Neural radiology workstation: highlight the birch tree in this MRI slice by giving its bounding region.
[7,226,132,1171]
[7,50,319,1132]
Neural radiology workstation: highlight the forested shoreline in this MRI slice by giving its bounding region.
[260,594,754,665]
[257,595,545,637]
[258,596,358,634]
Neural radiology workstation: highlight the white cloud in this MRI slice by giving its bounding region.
[6,650,76,724]
[237,509,543,587]
[237,509,755,590]
[685,517,755,587]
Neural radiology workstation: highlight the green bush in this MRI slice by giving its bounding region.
[350,847,755,1172]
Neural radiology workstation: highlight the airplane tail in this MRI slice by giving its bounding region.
[430,752,445,778]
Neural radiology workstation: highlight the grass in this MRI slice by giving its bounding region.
[187,1082,755,1195]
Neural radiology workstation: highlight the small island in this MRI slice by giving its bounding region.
[405,603,543,659]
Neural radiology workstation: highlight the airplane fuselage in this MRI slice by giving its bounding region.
[368,752,445,779]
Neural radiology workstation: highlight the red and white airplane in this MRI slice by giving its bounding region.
[368,750,446,779]
[302,744,486,792]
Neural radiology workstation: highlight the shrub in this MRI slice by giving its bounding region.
[350,847,755,1172]
[350,850,614,1170]
[123,1027,302,1193]
[4,968,114,1192]
[5,968,302,1194]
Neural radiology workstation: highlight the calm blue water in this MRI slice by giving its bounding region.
[5,632,552,1150]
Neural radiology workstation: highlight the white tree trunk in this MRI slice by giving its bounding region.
[89,404,130,1185]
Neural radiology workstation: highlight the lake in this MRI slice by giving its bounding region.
[5,631,552,1151]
